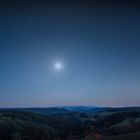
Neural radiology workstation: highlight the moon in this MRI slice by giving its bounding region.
[54,62,63,70]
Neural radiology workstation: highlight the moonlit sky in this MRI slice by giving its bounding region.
[0,0,140,107]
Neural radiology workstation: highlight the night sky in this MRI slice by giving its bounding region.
[0,0,140,107]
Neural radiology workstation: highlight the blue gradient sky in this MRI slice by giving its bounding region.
[0,0,140,107]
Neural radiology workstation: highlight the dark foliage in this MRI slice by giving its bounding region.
[0,110,91,140]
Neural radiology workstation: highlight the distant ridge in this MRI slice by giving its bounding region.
[57,106,96,112]
[1,106,140,115]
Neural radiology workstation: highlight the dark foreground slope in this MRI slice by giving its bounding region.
[0,110,92,140]
[77,132,140,140]
[102,132,140,140]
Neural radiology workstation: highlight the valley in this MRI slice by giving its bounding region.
[0,106,140,140]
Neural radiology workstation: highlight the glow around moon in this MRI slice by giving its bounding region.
[54,62,63,70]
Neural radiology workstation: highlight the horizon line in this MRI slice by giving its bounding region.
[0,105,140,109]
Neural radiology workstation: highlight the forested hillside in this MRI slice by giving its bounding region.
[0,107,140,140]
